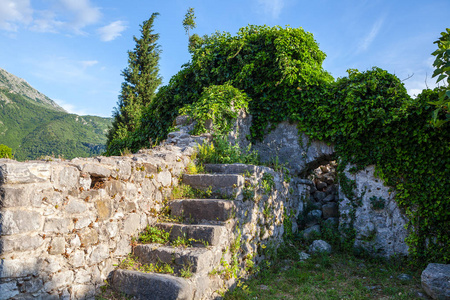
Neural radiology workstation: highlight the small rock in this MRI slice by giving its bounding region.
[306,210,322,227]
[309,240,332,254]
[322,202,339,219]
[259,285,269,291]
[316,181,327,190]
[322,194,335,203]
[298,252,310,260]
[302,225,321,239]
[397,273,412,281]
[314,191,326,202]
[323,217,339,228]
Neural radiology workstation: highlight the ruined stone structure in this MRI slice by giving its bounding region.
[0,114,412,299]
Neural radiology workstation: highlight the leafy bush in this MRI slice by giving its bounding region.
[180,83,250,135]
[0,144,13,159]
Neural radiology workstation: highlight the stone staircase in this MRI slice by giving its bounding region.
[110,164,251,300]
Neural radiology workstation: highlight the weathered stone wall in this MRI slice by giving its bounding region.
[0,145,194,299]
[339,165,409,257]
[230,115,410,258]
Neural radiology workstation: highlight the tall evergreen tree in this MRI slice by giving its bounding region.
[106,13,162,154]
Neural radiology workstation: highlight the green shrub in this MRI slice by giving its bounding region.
[0,144,13,159]
[180,83,250,135]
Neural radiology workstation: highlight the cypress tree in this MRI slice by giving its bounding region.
[106,13,162,154]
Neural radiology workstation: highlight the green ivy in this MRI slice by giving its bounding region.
[179,83,250,135]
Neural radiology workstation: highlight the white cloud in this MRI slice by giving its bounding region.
[257,0,285,19]
[29,0,101,34]
[98,20,127,42]
[59,0,101,33]
[357,17,385,53]
[0,0,33,31]
[80,60,98,68]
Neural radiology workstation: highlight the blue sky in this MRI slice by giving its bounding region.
[0,0,448,117]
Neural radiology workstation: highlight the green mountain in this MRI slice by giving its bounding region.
[0,67,112,161]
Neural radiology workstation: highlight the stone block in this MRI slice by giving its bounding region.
[49,236,66,255]
[42,256,64,273]
[70,250,85,268]
[309,240,332,254]
[64,199,87,214]
[157,223,226,247]
[169,199,236,223]
[74,216,94,229]
[322,202,339,219]
[322,194,335,203]
[0,234,43,252]
[79,228,99,246]
[302,225,321,239]
[95,199,111,221]
[0,161,51,184]
[44,270,73,292]
[71,284,96,299]
[182,174,243,189]
[105,180,125,197]
[52,166,79,191]
[82,163,111,178]
[157,171,172,187]
[0,281,19,300]
[305,210,322,227]
[44,217,73,233]
[0,184,45,208]
[421,263,450,300]
[1,210,42,235]
[89,244,109,265]
[17,278,44,294]
[111,269,193,300]
[0,257,40,278]
[123,213,141,235]
[313,191,326,202]
[74,268,92,284]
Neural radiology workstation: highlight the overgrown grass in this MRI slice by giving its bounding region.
[224,231,426,300]
[196,134,259,166]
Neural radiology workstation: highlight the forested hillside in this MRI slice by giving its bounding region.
[0,68,111,160]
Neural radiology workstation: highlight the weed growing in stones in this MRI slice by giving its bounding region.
[138,225,170,244]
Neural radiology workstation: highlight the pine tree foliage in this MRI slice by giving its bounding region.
[106,13,162,154]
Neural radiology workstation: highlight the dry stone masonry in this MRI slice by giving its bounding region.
[0,145,196,299]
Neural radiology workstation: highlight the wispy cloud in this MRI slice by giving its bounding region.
[257,0,285,19]
[1,0,102,34]
[59,0,101,33]
[0,0,33,31]
[80,60,98,68]
[98,20,127,42]
[31,0,101,34]
[357,16,385,53]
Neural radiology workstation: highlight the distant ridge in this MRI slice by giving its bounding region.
[0,67,112,161]
[0,67,66,113]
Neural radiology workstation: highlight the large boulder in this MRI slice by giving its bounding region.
[421,263,450,300]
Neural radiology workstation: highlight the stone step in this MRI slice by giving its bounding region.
[182,174,244,198]
[203,163,257,175]
[169,199,236,223]
[157,223,227,247]
[133,244,222,275]
[111,269,193,300]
